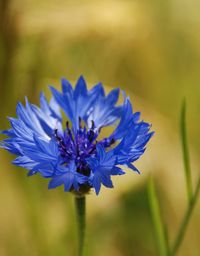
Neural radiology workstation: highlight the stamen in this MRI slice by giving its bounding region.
[79,117,82,128]
[88,130,95,142]
[54,129,61,141]
[66,121,74,142]
[91,120,95,130]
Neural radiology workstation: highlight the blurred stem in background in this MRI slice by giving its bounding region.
[0,0,19,116]
[148,100,200,256]
[180,100,193,203]
[148,177,169,256]
[0,2,50,254]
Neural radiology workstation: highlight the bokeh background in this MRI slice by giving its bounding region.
[0,0,200,255]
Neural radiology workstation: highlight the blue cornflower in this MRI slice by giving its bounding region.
[0,76,154,195]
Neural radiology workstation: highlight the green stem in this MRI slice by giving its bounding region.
[172,177,200,255]
[75,196,86,256]
[180,100,193,203]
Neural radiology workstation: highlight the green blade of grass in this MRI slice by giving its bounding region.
[180,99,193,203]
[172,177,200,255]
[171,100,200,255]
[148,176,169,256]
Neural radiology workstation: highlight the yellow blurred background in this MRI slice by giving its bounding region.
[0,0,200,255]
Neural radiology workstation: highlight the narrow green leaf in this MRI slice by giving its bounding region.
[172,177,200,255]
[170,101,200,255]
[148,176,169,256]
[180,99,193,203]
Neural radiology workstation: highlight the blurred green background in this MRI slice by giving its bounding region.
[1,0,200,255]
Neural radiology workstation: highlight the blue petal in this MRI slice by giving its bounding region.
[86,89,122,129]
[0,129,15,137]
[48,162,87,191]
[9,118,33,141]
[0,140,21,154]
[40,93,51,114]
[111,166,125,175]
[92,173,101,195]
[48,173,69,189]
[89,83,105,97]
[87,145,116,194]
[74,75,87,100]
[61,78,73,94]
[106,88,120,106]
[112,119,153,169]
[109,97,134,140]
[27,170,37,176]
[64,172,76,191]
[101,171,113,188]
[40,92,62,122]
[12,156,38,170]
[126,162,141,174]
[50,86,74,123]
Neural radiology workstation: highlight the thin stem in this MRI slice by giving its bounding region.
[75,196,86,256]
[180,100,193,203]
[148,177,169,256]
[172,177,200,255]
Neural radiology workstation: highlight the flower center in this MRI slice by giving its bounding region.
[54,119,98,176]
[54,118,115,177]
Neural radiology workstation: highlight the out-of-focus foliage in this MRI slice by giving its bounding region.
[0,0,200,255]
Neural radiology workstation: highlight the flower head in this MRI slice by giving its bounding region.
[0,76,154,195]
